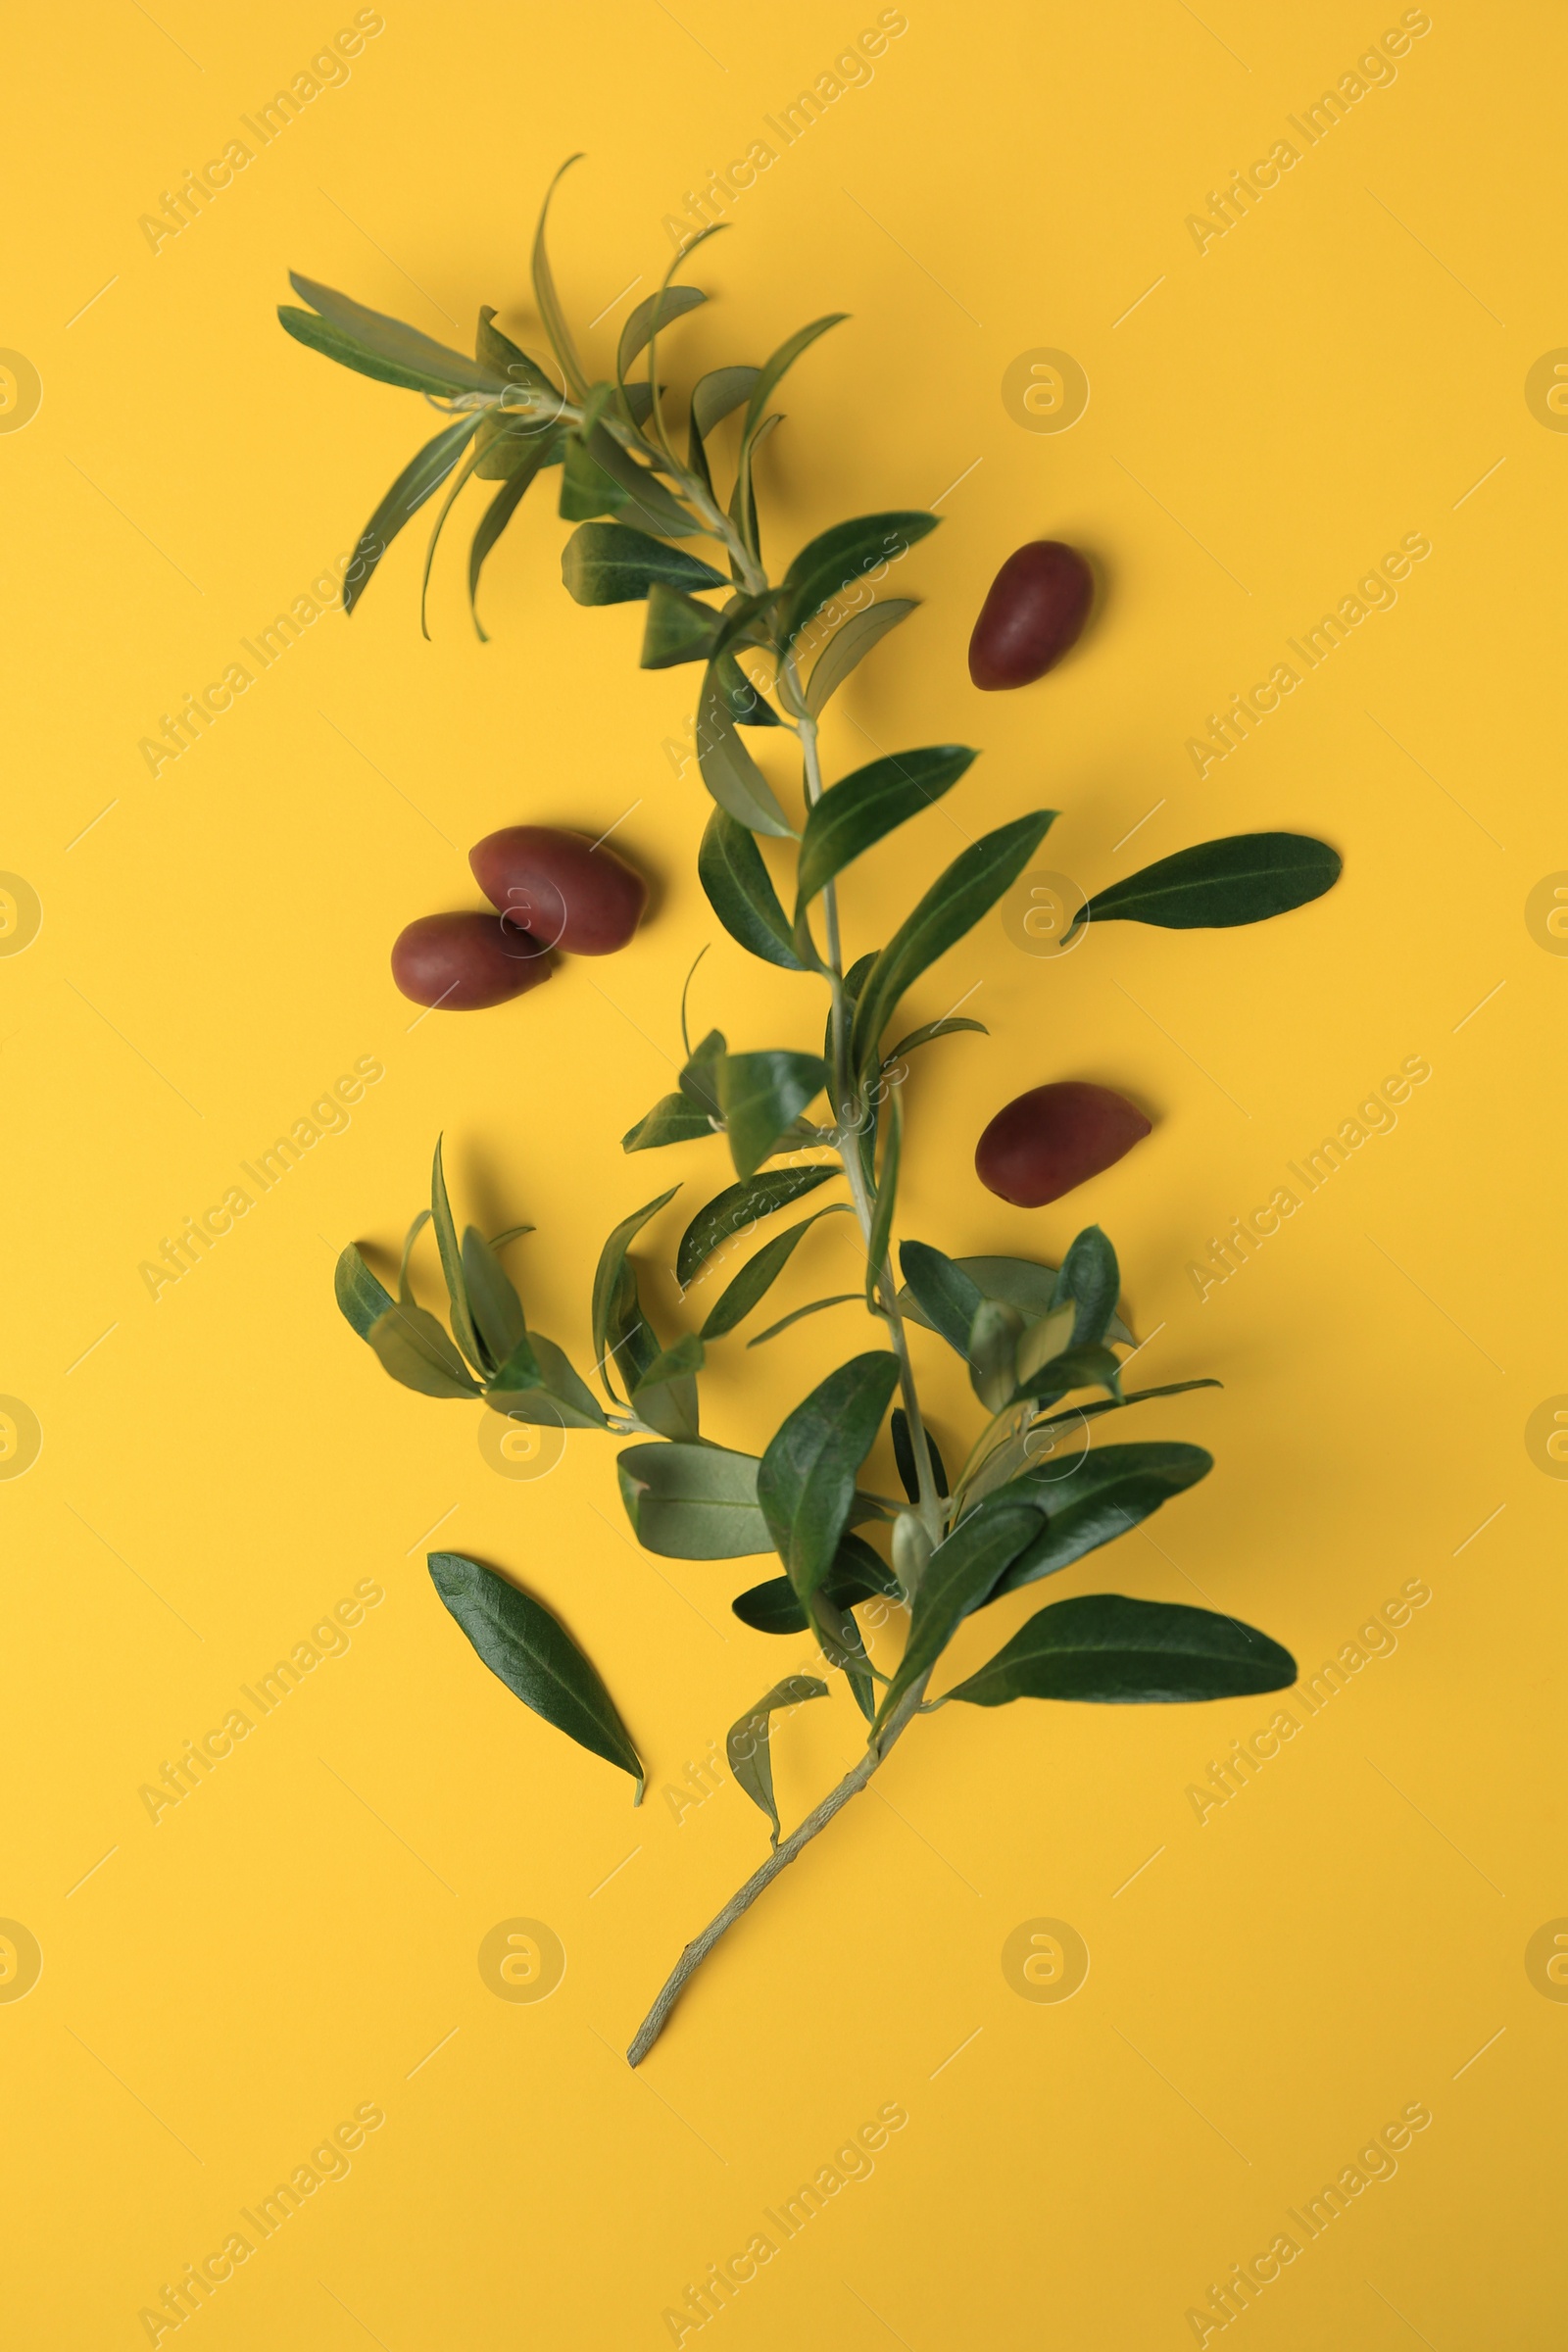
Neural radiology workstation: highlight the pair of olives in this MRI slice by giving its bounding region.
[392,826,647,1009]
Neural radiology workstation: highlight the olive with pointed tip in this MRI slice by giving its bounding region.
[391,911,553,1010]
[969,541,1095,691]
[976,1081,1151,1207]
[469,824,647,956]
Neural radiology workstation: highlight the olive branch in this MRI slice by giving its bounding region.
[281,158,1340,2063]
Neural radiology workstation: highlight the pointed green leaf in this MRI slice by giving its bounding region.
[335,1244,394,1341]
[715,1052,828,1180]
[1051,1226,1122,1348]
[850,811,1056,1069]
[699,1207,852,1341]
[630,1332,704,1442]
[641,582,722,669]
[530,154,589,399]
[797,745,976,905]
[468,428,565,639]
[898,1242,987,1361]
[344,415,481,617]
[883,1014,987,1062]
[781,513,938,652]
[742,315,848,438]
[616,1442,771,1558]
[591,1188,677,1402]
[757,1352,902,1605]
[486,1331,609,1430]
[430,1138,484,1371]
[697,665,794,837]
[621,1092,719,1152]
[713,648,781,725]
[429,1551,643,1792]
[677,1163,839,1286]
[946,1592,1296,1707]
[618,283,706,378]
[562,520,726,605]
[281,275,506,396]
[365,1302,483,1399]
[475,305,558,401]
[727,1674,831,1844]
[1079,833,1343,931]
[980,1443,1214,1599]
[746,1293,862,1348]
[862,1085,903,1308]
[873,1503,1045,1728]
[805,597,918,715]
[698,808,805,971]
[462,1227,527,1370]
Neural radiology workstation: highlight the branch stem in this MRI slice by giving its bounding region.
[626,1671,930,2065]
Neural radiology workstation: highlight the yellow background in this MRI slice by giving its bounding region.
[4,1,1565,2342]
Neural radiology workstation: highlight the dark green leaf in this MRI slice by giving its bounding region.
[366,1302,483,1399]
[891,1405,949,1501]
[462,1227,527,1371]
[618,283,706,378]
[559,432,628,521]
[805,598,918,715]
[428,1551,643,1792]
[530,154,589,400]
[475,305,559,404]
[781,513,939,652]
[280,275,505,397]
[850,811,1056,1069]
[631,1332,704,1442]
[713,648,782,725]
[884,1015,988,1062]
[699,1207,852,1341]
[862,1085,903,1307]
[1050,1227,1123,1348]
[677,1163,839,1287]
[335,1244,394,1340]
[1079,833,1343,931]
[1013,1340,1123,1411]
[809,1590,877,1719]
[467,428,566,640]
[344,415,481,617]
[746,1293,862,1348]
[485,1331,609,1430]
[742,315,848,440]
[679,1027,726,1112]
[697,665,793,837]
[699,808,805,972]
[797,745,976,906]
[641,583,722,669]
[591,1187,677,1402]
[982,1443,1214,1600]
[429,1138,484,1371]
[621,1092,718,1152]
[904,1252,1134,1348]
[874,1504,1045,1727]
[946,1592,1296,1707]
[728,1674,830,1843]
[562,520,726,605]
[898,1242,987,1360]
[757,1352,902,1605]
[581,424,703,537]
[715,1052,828,1180]
[617,1442,771,1558]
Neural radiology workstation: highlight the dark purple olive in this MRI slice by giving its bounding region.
[976,1081,1151,1206]
[390,911,553,1010]
[968,541,1095,691]
[469,824,647,956]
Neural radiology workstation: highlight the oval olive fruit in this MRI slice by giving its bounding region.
[390,911,553,1010]
[975,1081,1151,1207]
[469,824,647,956]
[968,541,1095,691]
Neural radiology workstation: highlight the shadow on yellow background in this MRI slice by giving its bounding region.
[3,1,1564,2343]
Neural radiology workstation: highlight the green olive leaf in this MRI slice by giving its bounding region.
[630,1332,704,1442]
[696,664,794,838]
[745,1293,862,1348]
[677,1164,840,1286]
[944,1592,1295,1707]
[805,597,918,714]
[280,274,507,397]
[698,808,806,972]
[1075,833,1343,932]
[430,1138,484,1372]
[621,1092,720,1152]
[616,1441,773,1558]
[344,414,482,617]
[461,1226,527,1372]
[714,1051,828,1180]
[591,1187,677,1403]
[486,1331,609,1430]
[698,1207,853,1341]
[796,745,976,906]
[780,512,938,652]
[365,1301,483,1400]
[617,282,706,378]
[562,520,726,605]
[727,1674,831,1844]
[530,154,590,400]
[757,1351,903,1607]
[974,1443,1214,1599]
[641,583,723,669]
[335,1244,394,1340]
[873,1502,1046,1730]
[850,810,1056,1071]
[428,1551,644,1796]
